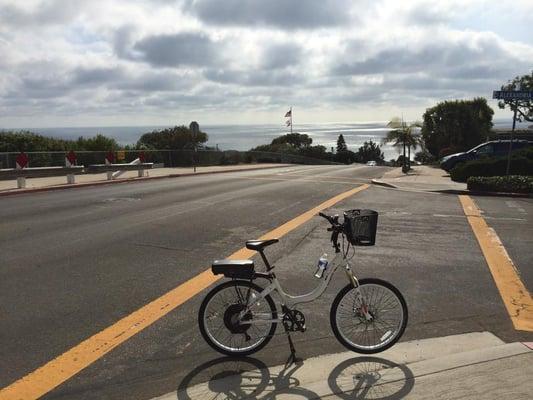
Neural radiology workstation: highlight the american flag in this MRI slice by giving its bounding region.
[284,109,292,118]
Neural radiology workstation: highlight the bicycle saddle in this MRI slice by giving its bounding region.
[245,239,279,251]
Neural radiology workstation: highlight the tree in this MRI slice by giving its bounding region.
[271,133,312,148]
[414,150,435,164]
[498,71,533,123]
[0,131,119,152]
[336,149,357,164]
[76,134,119,151]
[336,134,347,153]
[356,140,384,163]
[383,118,422,172]
[421,98,494,159]
[137,125,208,150]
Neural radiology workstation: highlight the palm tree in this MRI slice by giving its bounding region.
[383,117,422,172]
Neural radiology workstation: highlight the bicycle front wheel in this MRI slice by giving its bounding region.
[199,280,278,356]
[330,278,407,354]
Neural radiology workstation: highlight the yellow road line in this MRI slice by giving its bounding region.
[459,195,533,332]
[0,184,369,400]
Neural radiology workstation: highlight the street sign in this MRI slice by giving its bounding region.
[492,91,533,100]
[16,152,29,169]
[65,151,77,167]
[117,150,125,161]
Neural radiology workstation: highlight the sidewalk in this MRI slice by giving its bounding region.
[168,332,532,400]
[0,163,291,195]
[372,165,467,192]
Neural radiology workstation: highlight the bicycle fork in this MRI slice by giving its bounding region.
[344,264,373,322]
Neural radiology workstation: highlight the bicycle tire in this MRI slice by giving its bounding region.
[199,280,278,356]
[330,278,408,354]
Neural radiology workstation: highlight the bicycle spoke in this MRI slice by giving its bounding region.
[335,283,405,351]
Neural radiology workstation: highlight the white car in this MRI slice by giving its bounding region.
[366,161,377,166]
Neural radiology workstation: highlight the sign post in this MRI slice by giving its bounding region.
[138,151,146,177]
[15,152,28,188]
[492,90,533,176]
[189,121,199,173]
[65,151,77,184]
[105,151,115,180]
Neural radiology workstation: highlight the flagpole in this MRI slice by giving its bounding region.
[290,107,293,134]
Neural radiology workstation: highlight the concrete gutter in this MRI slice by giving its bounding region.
[371,179,532,198]
[371,166,532,198]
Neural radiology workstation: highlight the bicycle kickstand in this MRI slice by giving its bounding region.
[283,324,297,359]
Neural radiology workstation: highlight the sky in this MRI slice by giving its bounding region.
[0,0,532,128]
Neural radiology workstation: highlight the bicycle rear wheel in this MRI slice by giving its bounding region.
[199,280,278,356]
[330,278,407,353]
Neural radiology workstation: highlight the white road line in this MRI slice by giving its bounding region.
[505,200,526,214]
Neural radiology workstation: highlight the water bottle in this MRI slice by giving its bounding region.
[314,253,329,278]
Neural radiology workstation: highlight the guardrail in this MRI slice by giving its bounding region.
[87,163,153,180]
[0,149,339,169]
[0,166,84,188]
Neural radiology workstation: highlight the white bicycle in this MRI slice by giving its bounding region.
[198,209,408,356]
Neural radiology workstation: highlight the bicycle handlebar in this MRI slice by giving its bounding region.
[318,212,342,253]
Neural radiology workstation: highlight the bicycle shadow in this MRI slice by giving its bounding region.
[327,356,414,399]
[176,354,414,399]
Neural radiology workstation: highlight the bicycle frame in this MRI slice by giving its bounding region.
[241,252,372,324]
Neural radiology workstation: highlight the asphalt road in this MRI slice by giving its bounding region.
[0,164,531,400]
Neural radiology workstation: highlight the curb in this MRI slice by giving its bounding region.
[435,189,533,198]
[372,179,532,198]
[0,164,291,197]
[370,179,398,188]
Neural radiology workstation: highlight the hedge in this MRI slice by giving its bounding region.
[467,175,533,193]
[450,147,533,182]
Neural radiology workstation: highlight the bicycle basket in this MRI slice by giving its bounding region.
[343,209,378,246]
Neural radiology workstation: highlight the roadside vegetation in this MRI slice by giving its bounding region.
[0,131,120,152]
[450,147,533,182]
[467,175,533,194]
[250,132,385,165]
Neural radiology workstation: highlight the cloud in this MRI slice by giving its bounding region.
[0,0,81,27]
[332,32,529,84]
[259,43,303,70]
[204,68,303,87]
[183,0,351,29]
[72,67,124,85]
[132,32,221,67]
[1,0,533,127]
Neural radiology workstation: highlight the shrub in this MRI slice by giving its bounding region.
[414,150,436,164]
[467,176,533,193]
[450,147,533,182]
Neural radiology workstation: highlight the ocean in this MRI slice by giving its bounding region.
[17,119,526,162]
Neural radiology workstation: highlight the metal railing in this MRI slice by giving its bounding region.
[0,149,339,169]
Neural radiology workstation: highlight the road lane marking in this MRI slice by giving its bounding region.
[0,184,369,400]
[243,176,370,185]
[459,195,533,332]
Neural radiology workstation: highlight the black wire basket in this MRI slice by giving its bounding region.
[343,209,378,246]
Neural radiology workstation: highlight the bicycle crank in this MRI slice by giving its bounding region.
[282,309,306,332]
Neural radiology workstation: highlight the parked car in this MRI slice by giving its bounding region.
[440,140,533,172]
[366,160,377,166]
